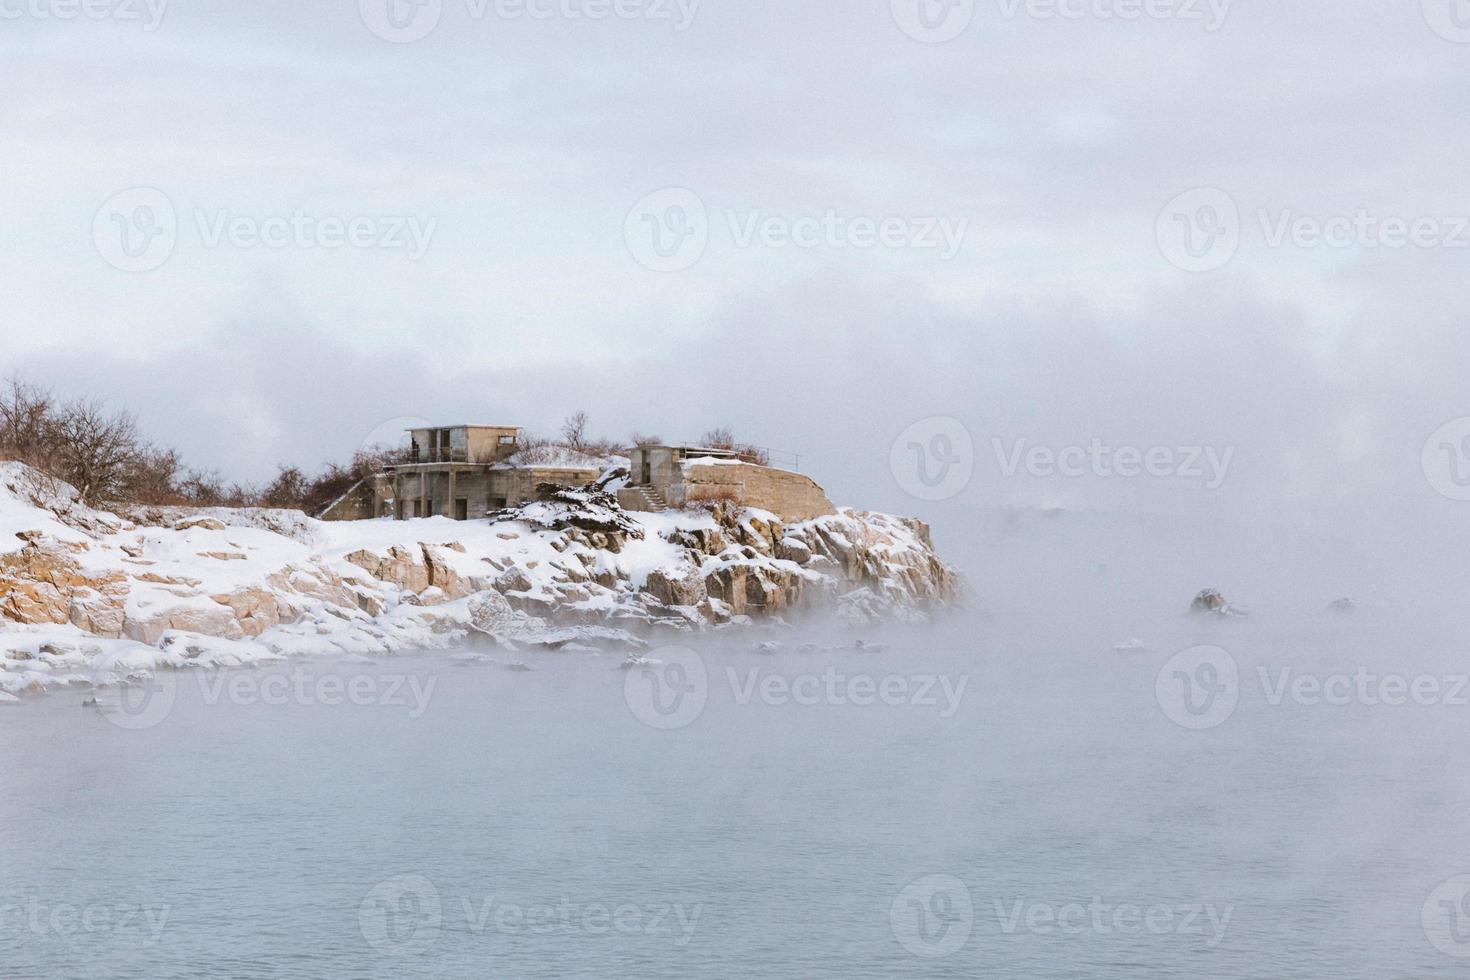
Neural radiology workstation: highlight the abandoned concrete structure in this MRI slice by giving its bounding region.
[319,425,603,521]
[319,427,837,524]
[618,445,836,522]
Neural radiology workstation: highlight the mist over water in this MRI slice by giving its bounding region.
[4,509,1468,978]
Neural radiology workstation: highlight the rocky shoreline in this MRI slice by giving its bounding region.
[0,463,960,698]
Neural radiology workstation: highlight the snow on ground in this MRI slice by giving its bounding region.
[0,464,957,701]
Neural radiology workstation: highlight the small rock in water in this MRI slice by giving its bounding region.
[1190,588,1245,617]
[1113,638,1148,653]
[1326,597,1357,615]
[504,661,534,672]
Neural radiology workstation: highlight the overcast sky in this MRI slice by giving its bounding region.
[2,0,1469,549]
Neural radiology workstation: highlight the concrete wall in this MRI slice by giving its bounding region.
[678,462,836,521]
[628,446,685,489]
[391,469,498,519]
[409,426,520,464]
[467,427,520,463]
[333,464,600,521]
[497,466,602,507]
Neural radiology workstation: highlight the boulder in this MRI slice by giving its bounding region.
[494,567,534,594]
[123,601,244,644]
[645,565,707,607]
[211,586,288,637]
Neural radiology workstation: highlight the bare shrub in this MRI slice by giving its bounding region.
[685,484,742,510]
[260,466,309,509]
[300,447,408,517]
[123,447,184,504]
[700,426,769,466]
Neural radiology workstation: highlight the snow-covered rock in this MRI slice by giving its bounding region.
[0,464,960,698]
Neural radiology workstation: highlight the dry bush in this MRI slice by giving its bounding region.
[685,484,742,510]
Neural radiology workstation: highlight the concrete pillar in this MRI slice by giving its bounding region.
[448,467,457,520]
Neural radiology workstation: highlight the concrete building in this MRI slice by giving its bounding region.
[618,445,836,522]
[320,425,604,521]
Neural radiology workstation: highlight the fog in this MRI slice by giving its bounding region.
[3,0,1469,558]
[4,0,1470,975]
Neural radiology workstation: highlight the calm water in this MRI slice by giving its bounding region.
[4,604,1470,978]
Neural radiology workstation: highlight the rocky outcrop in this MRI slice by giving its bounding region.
[0,541,129,637]
[0,462,961,698]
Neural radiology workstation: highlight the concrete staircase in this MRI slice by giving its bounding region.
[629,485,670,511]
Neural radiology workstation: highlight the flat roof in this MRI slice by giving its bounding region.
[407,424,521,431]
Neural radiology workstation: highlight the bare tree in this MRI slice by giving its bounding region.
[51,400,143,504]
[0,375,58,467]
[561,410,590,450]
[700,425,768,465]
[702,426,734,450]
[629,431,663,447]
